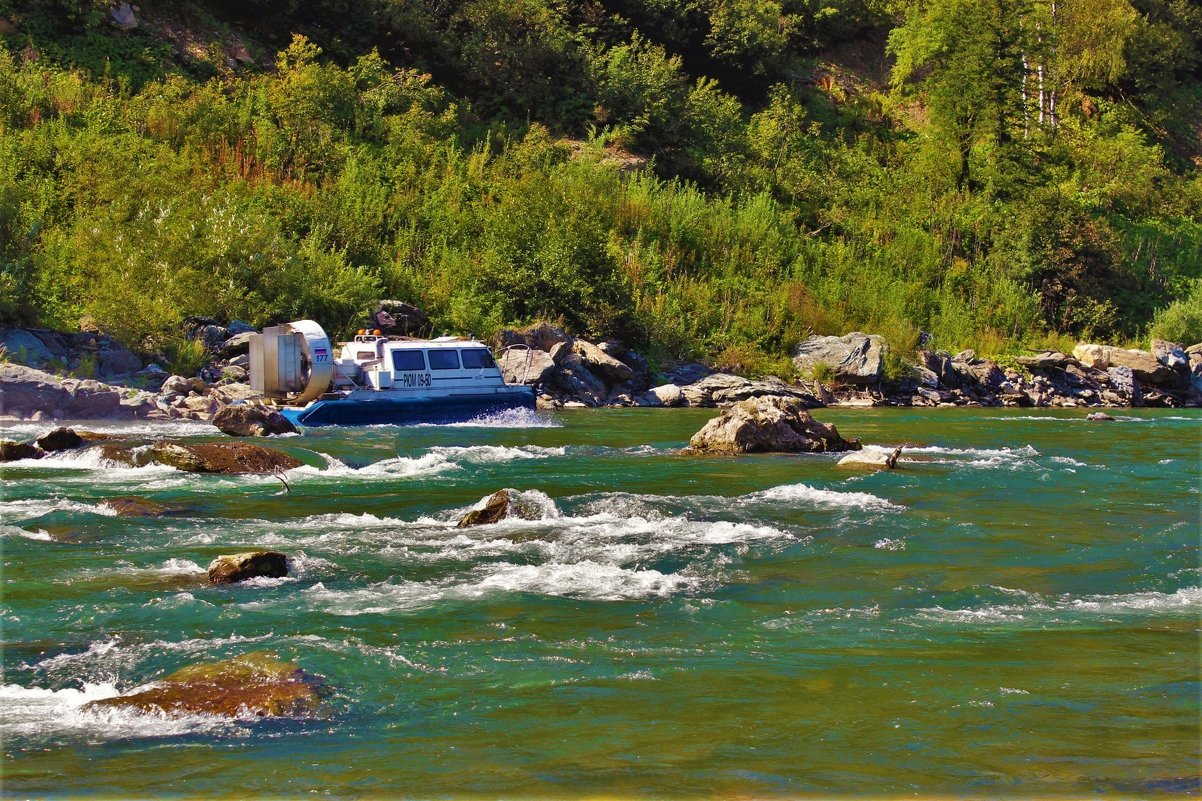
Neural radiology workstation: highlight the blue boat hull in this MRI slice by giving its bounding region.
[279,391,536,427]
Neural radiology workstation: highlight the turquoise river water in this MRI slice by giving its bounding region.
[1,408,1199,799]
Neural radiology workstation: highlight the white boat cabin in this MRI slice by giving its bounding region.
[333,332,505,393]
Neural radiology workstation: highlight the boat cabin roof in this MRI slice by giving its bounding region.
[348,335,487,351]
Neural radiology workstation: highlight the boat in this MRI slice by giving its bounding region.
[248,319,536,426]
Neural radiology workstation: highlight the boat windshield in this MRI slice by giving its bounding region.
[460,349,496,369]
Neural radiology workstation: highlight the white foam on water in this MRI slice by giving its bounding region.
[874,538,906,551]
[1067,586,1202,613]
[915,586,1202,625]
[0,496,117,521]
[0,682,248,741]
[75,558,207,579]
[0,420,220,439]
[297,559,702,615]
[425,407,562,428]
[286,444,566,482]
[746,482,901,512]
[0,524,55,540]
[28,634,274,680]
[1049,455,1088,468]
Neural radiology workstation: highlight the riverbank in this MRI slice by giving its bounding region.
[1,322,1199,428]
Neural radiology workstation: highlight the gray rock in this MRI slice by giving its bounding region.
[1151,339,1188,371]
[221,331,255,358]
[553,358,608,406]
[1106,365,1141,403]
[549,340,574,366]
[688,396,860,455]
[65,388,122,418]
[161,375,202,396]
[573,339,634,384]
[792,333,885,385]
[640,384,683,407]
[662,361,712,386]
[227,320,256,335]
[1086,412,1115,421]
[497,348,556,386]
[1108,347,1182,388]
[679,373,818,408]
[374,301,430,336]
[96,345,141,377]
[195,324,229,353]
[0,329,57,368]
[1015,351,1073,369]
[0,363,71,418]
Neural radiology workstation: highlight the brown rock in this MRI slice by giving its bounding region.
[212,404,297,437]
[457,490,514,528]
[0,441,40,461]
[208,551,288,584]
[688,396,860,455]
[84,652,325,718]
[149,441,301,474]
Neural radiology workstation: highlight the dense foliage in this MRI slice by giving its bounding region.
[1,0,1199,373]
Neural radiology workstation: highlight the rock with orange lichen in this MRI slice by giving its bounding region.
[84,653,327,718]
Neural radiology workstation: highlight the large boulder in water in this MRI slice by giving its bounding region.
[35,427,83,452]
[212,404,297,437]
[688,396,860,454]
[792,333,884,385]
[84,652,326,718]
[208,551,288,584]
[148,441,302,474]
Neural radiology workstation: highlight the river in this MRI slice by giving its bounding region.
[1,408,1199,798]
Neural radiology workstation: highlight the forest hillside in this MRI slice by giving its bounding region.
[1,0,1200,375]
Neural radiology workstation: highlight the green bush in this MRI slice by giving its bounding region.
[1149,280,1202,346]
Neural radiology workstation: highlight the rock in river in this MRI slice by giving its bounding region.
[838,446,903,469]
[458,490,515,528]
[688,396,860,455]
[212,404,298,437]
[208,551,289,584]
[148,441,302,474]
[0,440,40,461]
[84,652,326,718]
[35,427,83,452]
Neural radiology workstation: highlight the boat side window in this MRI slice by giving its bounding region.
[392,350,426,371]
[460,349,496,369]
[427,350,460,370]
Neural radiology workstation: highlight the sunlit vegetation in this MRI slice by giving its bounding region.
[1,0,1199,368]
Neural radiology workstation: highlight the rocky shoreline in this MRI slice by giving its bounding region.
[1,318,1199,427]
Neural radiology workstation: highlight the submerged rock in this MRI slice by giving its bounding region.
[208,551,288,584]
[688,396,860,455]
[84,652,325,718]
[148,441,302,474]
[212,404,297,437]
[105,496,172,517]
